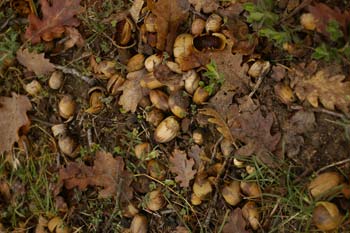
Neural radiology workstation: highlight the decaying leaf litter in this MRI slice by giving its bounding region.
[1,0,350,232]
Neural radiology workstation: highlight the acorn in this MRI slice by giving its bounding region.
[146,189,165,211]
[166,61,182,74]
[300,13,316,31]
[205,14,222,33]
[193,87,209,104]
[130,214,148,233]
[191,18,206,36]
[149,90,169,111]
[115,17,134,47]
[140,72,164,89]
[240,181,262,198]
[122,202,139,218]
[145,53,163,72]
[192,129,204,145]
[173,34,194,63]
[106,74,125,95]
[48,217,69,233]
[274,83,295,105]
[220,139,233,157]
[25,80,42,96]
[233,158,245,168]
[168,91,189,118]
[222,181,241,206]
[134,142,151,160]
[58,135,77,158]
[308,172,343,198]
[193,178,213,199]
[51,124,67,138]
[312,201,342,231]
[146,108,164,127]
[144,13,157,33]
[49,71,64,90]
[58,95,76,119]
[147,160,166,180]
[242,201,260,230]
[86,87,105,114]
[248,60,271,78]
[184,70,200,94]
[127,54,145,72]
[154,116,180,143]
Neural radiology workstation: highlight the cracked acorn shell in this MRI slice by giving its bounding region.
[25,80,42,96]
[274,83,295,105]
[140,72,164,89]
[134,142,151,160]
[222,181,241,206]
[193,178,213,199]
[205,14,222,33]
[146,108,164,127]
[174,34,193,61]
[48,217,69,233]
[149,90,169,111]
[107,74,125,95]
[154,116,180,143]
[58,95,76,119]
[242,201,260,231]
[248,60,271,78]
[86,87,105,114]
[193,33,226,52]
[147,160,166,180]
[58,135,77,158]
[312,201,342,231]
[115,17,134,47]
[184,70,200,94]
[145,53,163,72]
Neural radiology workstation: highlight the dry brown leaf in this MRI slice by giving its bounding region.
[223,208,252,233]
[294,69,350,114]
[0,94,32,153]
[64,27,84,50]
[147,0,190,53]
[199,107,234,143]
[308,3,350,38]
[118,69,149,112]
[153,64,184,90]
[169,149,197,188]
[129,0,144,22]
[24,0,83,44]
[173,226,190,233]
[16,48,55,75]
[57,151,133,201]
[188,0,219,14]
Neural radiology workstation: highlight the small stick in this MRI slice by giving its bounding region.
[291,105,347,119]
[55,65,96,86]
[249,74,265,98]
[281,0,312,22]
[316,158,350,174]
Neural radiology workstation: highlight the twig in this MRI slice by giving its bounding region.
[249,74,265,97]
[316,158,350,174]
[0,15,15,31]
[55,65,96,86]
[291,105,348,119]
[281,0,312,22]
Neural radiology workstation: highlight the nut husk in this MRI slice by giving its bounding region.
[154,116,180,143]
[240,181,262,198]
[25,80,42,96]
[149,90,169,111]
[193,33,226,52]
[312,201,342,231]
[205,14,222,33]
[107,74,125,95]
[116,17,134,46]
[49,71,64,90]
[58,95,76,119]
[248,60,271,78]
[130,214,148,233]
[308,172,343,198]
[242,201,260,230]
[222,181,241,206]
[145,54,163,72]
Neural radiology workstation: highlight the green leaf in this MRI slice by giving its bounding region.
[326,20,344,42]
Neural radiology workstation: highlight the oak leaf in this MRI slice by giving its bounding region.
[25,0,83,44]
[188,0,219,14]
[223,208,252,233]
[294,70,350,114]
[57,151,133,201]
[16,48,55,75]
[0,94,32,153]
[147,0,190,53]
[169,149,197,188]
[118,69,149,113]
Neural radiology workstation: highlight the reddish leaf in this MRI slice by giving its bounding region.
[0,94,32,153]
[16,48,55,75]
[169,149,197,188]
[223,208,252,233]
[25,0,83,44]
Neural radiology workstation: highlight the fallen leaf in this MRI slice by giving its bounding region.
[129,0,144,22]
[308,3,350,38]
[294,69,350,114]
[118,69,149,112]
[0,94,32,153]
[223,208,252,233]
[57,151,133,201]
[89,56,117,78]
[147,0,190,53]
[153,64,184,91]
[188,0,219,14]
[16,48,55,75]
[25,0,83,44]
[64,27,84,50]
[187,145,204,169]
[169,149,197,188]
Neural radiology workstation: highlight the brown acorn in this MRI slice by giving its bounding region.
[312,201,342,231]
[240,181,262,198]
[154,116,180,143]
[149,90,169,111]
[58,95,76,119]
[168,91,189,118]
[222,181,241,206]
[308,172,343,198]
[146,108,164,127]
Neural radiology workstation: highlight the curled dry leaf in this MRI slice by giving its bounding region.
[57,151,133,201]
[118,69,149,112]
[16,48,55,76]
[24,0,83,44]
[64,27,84,50]
[153,64,184,91]
[223,208,252,233]
[0,94,32,153]
[294,69,350,114]
[147,0,190,53]
[169,149,197,187]
[188,0,219,14]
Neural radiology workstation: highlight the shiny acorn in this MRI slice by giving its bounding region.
[312,201,342,231]
[127,54,145,72]
[193,87,210,104]
[308,172,343,198]
[248,60,271,78]
[154,116,180,143]
[149,90,169,111]
[49,71,64,90]
[130,214,148,233]
[184,70,200,94]
[58,95,76,119]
